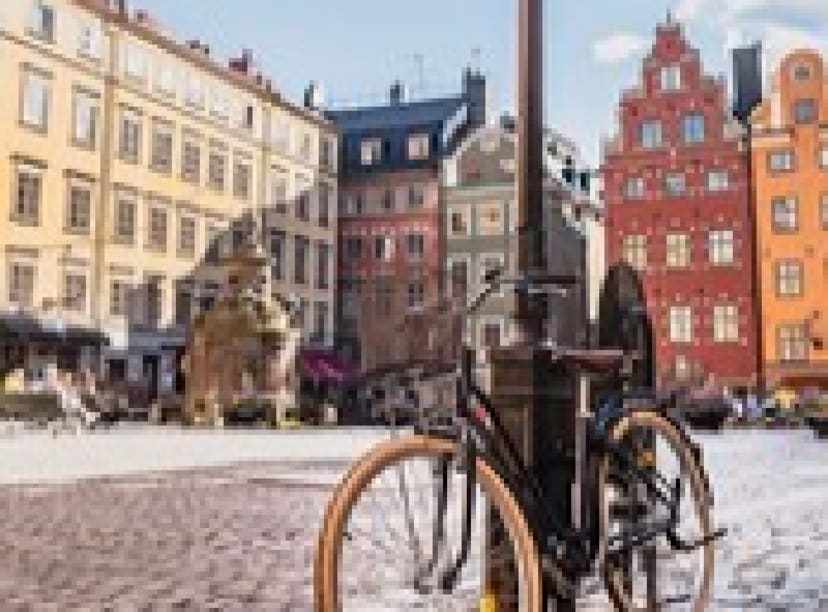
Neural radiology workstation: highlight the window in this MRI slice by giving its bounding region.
[114,196,136,243]
[478,203,505,235]
[320,138,335,170]
[148,205,168,252]
[771,196,798,233]
[821,194,828,229]
[316,242,330,290]
[482,319,503,349]
[480,255,505,296]
[342,193,364,216]
[313,301,329,343]
[669,306,693,343]
[374,235,394,262]
[150,120,173,173]
[382,188,394,211]
[66,182,91,233]
[123,42,147,81]
[408,279,425,310]
[205,224,220,264]
[8,262,35,307]
[78,21,103,60]
[208,147,226,191]
[713,304,739,343]
[318,183,331,227]
[820,147,828,169]
[296,187,310,221]
[182,138,200,183]
[271,118,291,153]
[269,230,285,281]
[13,165,42,225]
[72,89,98,148]
[361,138,382,166]
[660,64,681,91]
[294,236,308,285]
[639,120,662,149]
[28,1,55,42]
[119,108,142,163]
[374,277,393,318]
[776,260,803,297]
[21,69,49,131]
[449,208,469,236]
[449,259,469,301]
[407,134,430,160]
[682,114,705,144]
[155,64,176,98]
[110,280,129,317]
[624,177,645,199]
[299,133,312,161]
[175,282,192,327]
[793,99,817,124]
[666,233,691,269]
[184,76,205,109]
[270,171,288,215]
[145,275,164,326]
[178,216,196,256]
[768,150,795,172]
[708,230,734,266]
[210,91,230,122]
[777,324,808,363]
[706,170,729,192]
[63,273,86,312]
[407,233,425,260]
[408,184,425,209]
[345,236,362,261]
[664,172,686,196]
[622,234,647,271]
[794,64,812,81]
[233,160,251,200]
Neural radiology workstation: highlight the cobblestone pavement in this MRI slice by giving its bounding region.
[0,429,826,610]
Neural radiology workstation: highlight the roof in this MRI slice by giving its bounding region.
[327,97,466,133]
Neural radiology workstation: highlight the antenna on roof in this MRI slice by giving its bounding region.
[471,47,481,72]
[666,8,673,24]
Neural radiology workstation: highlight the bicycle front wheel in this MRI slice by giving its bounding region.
[315,434,542,611]
[597,409,715,611]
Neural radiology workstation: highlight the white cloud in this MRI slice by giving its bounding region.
[674,0,707,22]
[593,33,649,64]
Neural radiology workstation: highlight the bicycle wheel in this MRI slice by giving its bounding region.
[315,434,542,611]
[597,410,714,611]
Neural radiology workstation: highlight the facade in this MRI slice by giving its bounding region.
[602,18,757,392]
[442,118,598,353]
[750,49,828,390]
[328,71,486,374]
[0,0,337,399]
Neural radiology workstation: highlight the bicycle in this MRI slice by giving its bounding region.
[315,270,724,611]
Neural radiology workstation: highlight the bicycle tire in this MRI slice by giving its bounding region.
[314,434,543,611]
[597,409,715,611]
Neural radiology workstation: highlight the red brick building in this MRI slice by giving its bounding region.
[601,18,757,392]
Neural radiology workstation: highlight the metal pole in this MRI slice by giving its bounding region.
[515,0,545,344]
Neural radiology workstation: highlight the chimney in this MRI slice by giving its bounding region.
[304,81,325,110]
[389,80,407,106]
[187,40,210,57]
[110,0,127,15]
[463,67,488,128]
[229,49,254,75]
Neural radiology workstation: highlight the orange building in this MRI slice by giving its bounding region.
[751,49,828,391]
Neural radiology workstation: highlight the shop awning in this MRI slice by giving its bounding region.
[0,315,108,346]
[300,350,359,386]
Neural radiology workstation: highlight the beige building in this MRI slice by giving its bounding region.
[0,0,337,397]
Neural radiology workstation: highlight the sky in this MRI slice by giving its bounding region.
[131,0,828,165]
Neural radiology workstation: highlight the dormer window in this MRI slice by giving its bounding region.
[407,134,430,160]
[660,64,682,91]
[360,138,382,166]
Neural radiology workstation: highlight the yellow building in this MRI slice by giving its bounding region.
[751,49,828,391]
[0,0,337,397]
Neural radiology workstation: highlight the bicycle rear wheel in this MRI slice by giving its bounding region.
[597,410,714,611]
[315,434,542,611]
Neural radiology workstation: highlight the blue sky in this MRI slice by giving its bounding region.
[132,0,828,165]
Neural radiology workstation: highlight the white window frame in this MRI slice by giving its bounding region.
[771,196,798,233]
[123,41,148,82]
[78,20,104,61]
[21,68,50,131]
[768,150,795,172]
[708,230,734,266]
[665,233,691,269]
[706,170,729,192]
[669,306,693,344]
[639,120,662,149]
[682,114,705,144]
[624,176,645,200]
[361,138,382,166]
[713,304,739,343]
[622,234,647,271]
[72,88,99,149]
[28,1,55,43]
[660,64,681,91]
[448,206,470,237]
[664,172,686,196]
[407,133,430,160]
[775,260,803,297]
